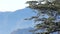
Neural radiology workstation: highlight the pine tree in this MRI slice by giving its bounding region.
[25,0,60,34]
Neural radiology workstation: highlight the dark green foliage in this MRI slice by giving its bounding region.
[25,0,60,34]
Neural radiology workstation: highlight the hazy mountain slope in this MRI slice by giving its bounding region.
[0,8,35,34]
[11,27,33,34]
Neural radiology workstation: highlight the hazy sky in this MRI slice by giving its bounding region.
[0,0,32,12]
[0,0,51,11]
[0,0,56,12]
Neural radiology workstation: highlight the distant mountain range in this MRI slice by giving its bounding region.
[11,27,33,34]
[0,8,35,34]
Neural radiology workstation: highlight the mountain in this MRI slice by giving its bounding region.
[11,27,33,34]
[0,8,35,34]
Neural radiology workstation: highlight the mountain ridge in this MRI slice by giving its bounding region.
[11,27,33,34]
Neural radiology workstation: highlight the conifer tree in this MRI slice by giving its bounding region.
[25,0,60,34]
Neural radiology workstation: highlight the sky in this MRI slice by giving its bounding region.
[0,0,56,12]
[0,0,55,12]
[0,0,32,12]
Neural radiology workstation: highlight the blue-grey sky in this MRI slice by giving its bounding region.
[0,8,36,34]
